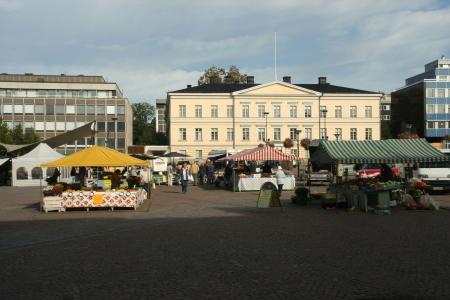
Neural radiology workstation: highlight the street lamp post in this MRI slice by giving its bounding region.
[264,112,269,143]
[295,129,302,179]
[334,133,341,140]
[112,117,118,149]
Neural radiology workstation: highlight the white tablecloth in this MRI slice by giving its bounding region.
[237,176,295,191]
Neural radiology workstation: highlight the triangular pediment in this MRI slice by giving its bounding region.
[233,81,320,96]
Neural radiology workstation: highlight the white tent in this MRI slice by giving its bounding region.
[12,143,64,187]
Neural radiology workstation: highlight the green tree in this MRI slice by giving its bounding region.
[132,102,169,145]
[380,122,393,139]
[24,130,41,144]
[0,119,12,144]
[198,65,247,85]
[10,125,25,145]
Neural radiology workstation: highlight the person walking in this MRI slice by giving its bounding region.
[180,162,191,193]
[275,166,286,199]
[191,161,199,186]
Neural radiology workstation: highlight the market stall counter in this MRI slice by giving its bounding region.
[40,146,149,213]
[237,175,295,192]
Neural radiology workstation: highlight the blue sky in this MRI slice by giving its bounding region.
[1,0,449,103]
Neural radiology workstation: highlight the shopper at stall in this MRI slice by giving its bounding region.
[191,161,199,186]
[111,169,122,189]
[180,162,191,193]
[380,164,394,182]
[207,161,215,184]
[276,166,286,198]
[199,163,206,185]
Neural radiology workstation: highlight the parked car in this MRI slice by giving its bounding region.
[357,164,399,179]
[308,170,331,185]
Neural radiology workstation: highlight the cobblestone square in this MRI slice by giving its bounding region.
[1,185,450,299]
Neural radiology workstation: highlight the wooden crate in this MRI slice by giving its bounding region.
[42,196,64,213]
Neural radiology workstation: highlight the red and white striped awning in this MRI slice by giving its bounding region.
[219,146,301,161]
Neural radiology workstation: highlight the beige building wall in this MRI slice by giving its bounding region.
[168,81,382,159]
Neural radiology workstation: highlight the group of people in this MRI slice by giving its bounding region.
[166,160,217,193]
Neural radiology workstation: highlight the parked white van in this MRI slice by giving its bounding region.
[418,161,450,191]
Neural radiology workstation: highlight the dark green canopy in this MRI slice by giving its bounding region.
[310,139,448,165]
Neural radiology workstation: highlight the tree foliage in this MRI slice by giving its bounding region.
[198,65,247,85]
[132,103,168,145]
[0,120,41,154]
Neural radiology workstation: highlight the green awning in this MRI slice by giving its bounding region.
[310,139,448,165]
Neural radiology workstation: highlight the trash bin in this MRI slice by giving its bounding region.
[293,187,309,205]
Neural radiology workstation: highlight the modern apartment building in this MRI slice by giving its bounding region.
[0,73,133,153]
[391,56,450,142]
[167,76,382,159]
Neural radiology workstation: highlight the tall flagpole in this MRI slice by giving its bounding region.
[274,32,278,81]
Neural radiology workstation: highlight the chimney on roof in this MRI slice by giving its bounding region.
[246,76,254,84]
[187,84,192,88]
[318,76,328,85]
[282,76,291,84]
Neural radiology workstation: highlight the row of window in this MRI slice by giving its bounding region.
[427,121,450,129]
[426,104,450,114]
[4,121,125,132]
[0,104,125,115]
[179,105,374,118]
[0,89,116,98]
[178,127,373,141]
[426,88,450,98]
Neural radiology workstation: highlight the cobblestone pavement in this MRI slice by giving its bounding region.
[1,185,450,299]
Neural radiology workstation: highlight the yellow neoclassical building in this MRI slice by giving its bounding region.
[167,77,382,159]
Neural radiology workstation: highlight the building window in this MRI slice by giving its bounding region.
[426,104,435,114]
[3,104,12,114]
[365,128,372,140]
[227,128,234,141]
[66,105,75,114]
[24,122,34,132]
[117,122,125,132]
[97,122,106,132]
[35,122,44,131]
[290,128,297,140]
[76,105,85,115]
[179,128,186,141]
[211,105,218,118]
[179,105,186,117]
[437,88,445,98]
[365,106,372,118]
[117,138,125,148]
[426,88,436,98]
[56,122,65,131]
[437,104,445,114]
[382,104,391,111]
[335,106,342,118]
[273,128,281,141]
[304,105,311,118]
[195,150,202,159]
[14,105,23,114]
[335,128,342,140]
[273,105,281,118]
[242,105,249,118]
[350,106,357,118]
[258,128,266,141]
[107,106,116,115]
[305,128,312,139]
[86,105,95,115]
[242,128,250,141]
[24,105,34,114]
[438,121,446,129]
[289,105,297,118]
[320,106,327,118]
[46,122,55,131]
[195,105,202,118]
[195,128,202,141]
[381,115,391,120]
[97,105,105,115]
[258,105,265,117]
[320,128,327,139]
[427,121,435,129]
[55,105,65,115]
[107,122,115,132]
[117,105,125,115]
[350,128,357,140]
[211,128,218,141]
[227,105,233,118]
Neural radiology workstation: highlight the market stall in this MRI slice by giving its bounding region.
[219,145,300,192]
[310,139,448,213]
[40,146,149,212]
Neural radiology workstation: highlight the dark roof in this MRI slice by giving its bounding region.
[170,83,378,94]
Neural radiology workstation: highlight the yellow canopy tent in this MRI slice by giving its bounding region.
[41,146,148,167]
